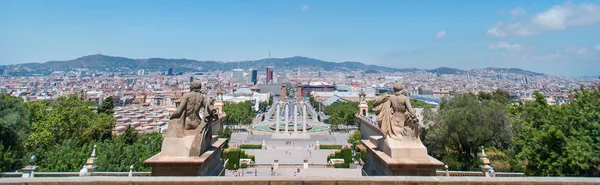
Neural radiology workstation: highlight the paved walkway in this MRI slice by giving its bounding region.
[229,132,351,148]
[244,148,338,165]
[225,167,362,177]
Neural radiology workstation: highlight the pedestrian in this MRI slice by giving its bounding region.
[255,168,258,176]
[271,165,274,172]
[488,166,495,177]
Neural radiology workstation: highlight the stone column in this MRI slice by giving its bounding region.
[294,104,298,133]
[303,159,308,169]
[284,103,288,133]
[275,103,280,132]
[302,103,307,133]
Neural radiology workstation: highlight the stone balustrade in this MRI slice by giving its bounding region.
[1,176,598,185]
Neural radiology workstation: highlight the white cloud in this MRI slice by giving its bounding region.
[509,7,526,18]
[302,5,309,11]
[565,45,588,55]
[486,2,600,37]
[435,30,446,38]
[596,44,600,52]
[488,41,525,52]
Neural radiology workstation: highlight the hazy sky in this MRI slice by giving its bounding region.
[1,0,599,76]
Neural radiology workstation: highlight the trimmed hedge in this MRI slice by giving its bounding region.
[360,150,367,163]
[239,144,262,149]
[327,147,355,168]
[319,145,342,150]
[334,163,349,168]
[224,149,255,170]
[341,147,352,164]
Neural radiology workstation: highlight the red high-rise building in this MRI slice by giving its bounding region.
[281,83,287,102]
[266,67,273,84]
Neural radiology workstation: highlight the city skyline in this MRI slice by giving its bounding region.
[1,0,600,76]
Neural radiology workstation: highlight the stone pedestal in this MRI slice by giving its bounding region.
[145,138,227,176]
[144,118,227,176]
[273,159,279,169]
[362,136,443,176]
[303,159,308,169]
[21,166,37,178]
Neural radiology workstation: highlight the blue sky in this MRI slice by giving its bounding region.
[1,0,599,76]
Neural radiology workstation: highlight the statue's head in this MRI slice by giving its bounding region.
[393,83,404,93]
[190,81,202,92]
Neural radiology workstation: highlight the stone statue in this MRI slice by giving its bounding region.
[170,81,218,131]
[165,81,219,156]
[373,82,419,141]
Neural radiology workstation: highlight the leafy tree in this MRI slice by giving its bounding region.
[421,106,438,126]
[218,126,233,138]
[347,130,362,148]
[323,101,358,130]
[96,132,162,172]
[24,95,114,150]
[0,93,31,172]
[98,96,115,115]
[512,89,600,176]
[410,99,434,109]
[422,93,513,170]
[223,101,255,126]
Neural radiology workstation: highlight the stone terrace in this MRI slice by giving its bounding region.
[2,176,600,185]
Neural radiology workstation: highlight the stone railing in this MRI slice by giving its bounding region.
[2,176,599,185]
[1,172,151,178]
[435,171,524,177]
[356,115,383,140]
[210,114,227,136]
[0,170,524,178]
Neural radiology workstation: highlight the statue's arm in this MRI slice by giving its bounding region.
[373,94,390,107]
[170,97,187,119]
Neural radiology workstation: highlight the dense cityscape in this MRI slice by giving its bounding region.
[2,0,600,184]
[1,55,599,136]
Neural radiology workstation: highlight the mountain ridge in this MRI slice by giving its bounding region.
[3,54,545,76]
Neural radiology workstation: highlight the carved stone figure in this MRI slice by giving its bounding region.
[373,82,419,141]
[170,81,217,132]
[164,81,218,157]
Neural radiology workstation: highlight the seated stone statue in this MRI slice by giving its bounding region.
[373,82,419,141]
[164,81,218,157]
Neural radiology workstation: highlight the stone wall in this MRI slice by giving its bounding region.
[357,115,382,139]
[2,176,599,185]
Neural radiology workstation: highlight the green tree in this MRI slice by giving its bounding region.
[98,96,115,115]
[422,93,513,171]
[323,101,358,130]
[513,89,600,176]
[0,93,31,172]
[410,99,434,109]
[22,95,116,172]
[223,101,255,126]
[347,130,362,148]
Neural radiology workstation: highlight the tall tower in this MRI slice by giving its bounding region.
[297,84,302,102]
[250,69,258,85]
[281,83,287,102]
[266,67,273,84]
[358,89,368,117]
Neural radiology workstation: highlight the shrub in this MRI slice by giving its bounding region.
[334,163,349,168]
[360,150,367,163]
[226,149,241,170]
[224,149,255,170]
[241,163,248,168]
[239,144,262,149]
[319,145,342,150]
[341,147,353,164]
